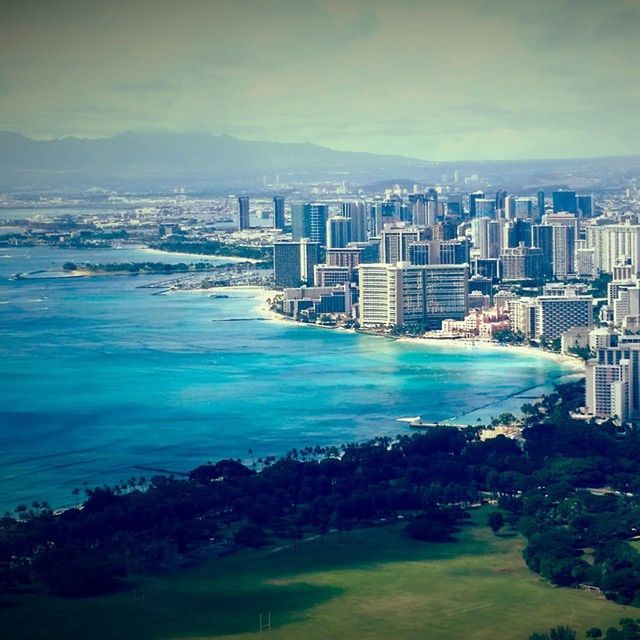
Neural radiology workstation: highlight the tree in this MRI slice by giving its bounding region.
[488,511,504,535]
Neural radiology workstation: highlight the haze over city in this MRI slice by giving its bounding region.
[1,0,640,160]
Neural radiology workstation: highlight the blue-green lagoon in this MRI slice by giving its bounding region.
[0,247,580,511]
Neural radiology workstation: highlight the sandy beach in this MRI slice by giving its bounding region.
[396,335,585,369]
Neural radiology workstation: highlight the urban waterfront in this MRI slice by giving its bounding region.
[0,246,578,512]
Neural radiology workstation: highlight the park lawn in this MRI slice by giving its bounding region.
[0,509,632,640]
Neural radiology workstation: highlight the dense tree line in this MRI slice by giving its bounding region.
[151,239,272,263]
[529,618,640,640]
[62,261,216,273]
[2,380,640,608]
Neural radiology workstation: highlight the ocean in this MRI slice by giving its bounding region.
[0,246,579,512]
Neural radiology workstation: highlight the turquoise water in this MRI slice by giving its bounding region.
[0,246,578,512]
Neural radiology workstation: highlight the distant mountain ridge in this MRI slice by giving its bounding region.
[0,131,430,192]
[0,131,638,193]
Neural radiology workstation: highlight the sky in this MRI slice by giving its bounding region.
[1,0,639,161]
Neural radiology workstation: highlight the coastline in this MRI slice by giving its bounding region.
[396,335,585,370]
[140,246,261,264]
[197,284,585,372]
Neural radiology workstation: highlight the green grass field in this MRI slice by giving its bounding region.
[0,510,632,640]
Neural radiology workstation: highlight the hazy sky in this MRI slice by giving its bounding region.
[1,0,639,160]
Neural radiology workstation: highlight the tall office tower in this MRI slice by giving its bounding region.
[273,196,285,230]
[468,191,485,217]
[505,219,532,248]
[446,194,464,217]
[380,224,422,263]
[326,216,351,249]
[537,288,593,340]
[299,239,320,284]
[577,194,594,218]
[475,198,496,218]
[410,195,427,227]
[552,190,578,213]
[542,213,578,279]
[495,190,507,214]
[537,190,545,220]
[358,262,468,328]
[499,243,545,280]
[273,239,320,287]
[371,200,401,236]
[237,196,250,230]
[471,217,502,259]
[514,197,534,220]
[586,223,640,274]
[532,224,554,278]
[273,241,302,287]
[426,188,439,226]
[291,203,329,245]
[440,239,471,264]
[326,247,361,271]
[433,220,458,241]
[422,264,469,330]
[342,201,368,242]
[504,195,516,220]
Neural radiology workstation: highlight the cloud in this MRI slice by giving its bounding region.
[0,0,638,160]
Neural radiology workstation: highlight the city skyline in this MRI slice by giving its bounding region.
[1,0,639,161]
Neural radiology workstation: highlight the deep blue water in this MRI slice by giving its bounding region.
[0,246,579,512]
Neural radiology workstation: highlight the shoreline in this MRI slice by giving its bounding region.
[196,284,585,372]
[396,335,585,370]
[139,246,261,264]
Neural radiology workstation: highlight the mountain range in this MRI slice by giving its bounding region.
[0,131,637,193]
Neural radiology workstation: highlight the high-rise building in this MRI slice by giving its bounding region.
[342,201,368,242]
[585,223,640,274]
[238,196,250,230]
[273,239,320,287]
[273,196,285,230]
[585,331,640,422]
[314,265,351,287]
[326,247,361,270]
[358,263,468,328]
[552,190,577,214]
[542,213,578,279]
[380,224,422,263]
[468,191,485,217]
[291,203,329,245]
[326,216,351,249]
[537,190,545,220]
[514,197,534,220]
[500,243,545,280]
[577,195,594,218]
[532,224,554,278]
[475,198,496,218]
[471,217,502,259]
[537,289,593,340]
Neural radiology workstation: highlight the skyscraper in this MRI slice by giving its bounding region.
[358,262,468,328]
[537,190,545,220]
[273,196,285,230]
[326,216,351,249]
[552,190,577,214]
[237,196,250,230]
[342,201,368,242]
[380,224,422,263]
[468,191,485,217]
[291,203,329,245]
[273,239,320,287]
[577,194,594,218]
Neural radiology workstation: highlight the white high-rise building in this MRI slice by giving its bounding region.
[585,223,640,275]
[542,213,577,279]
[358,262,468,329]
